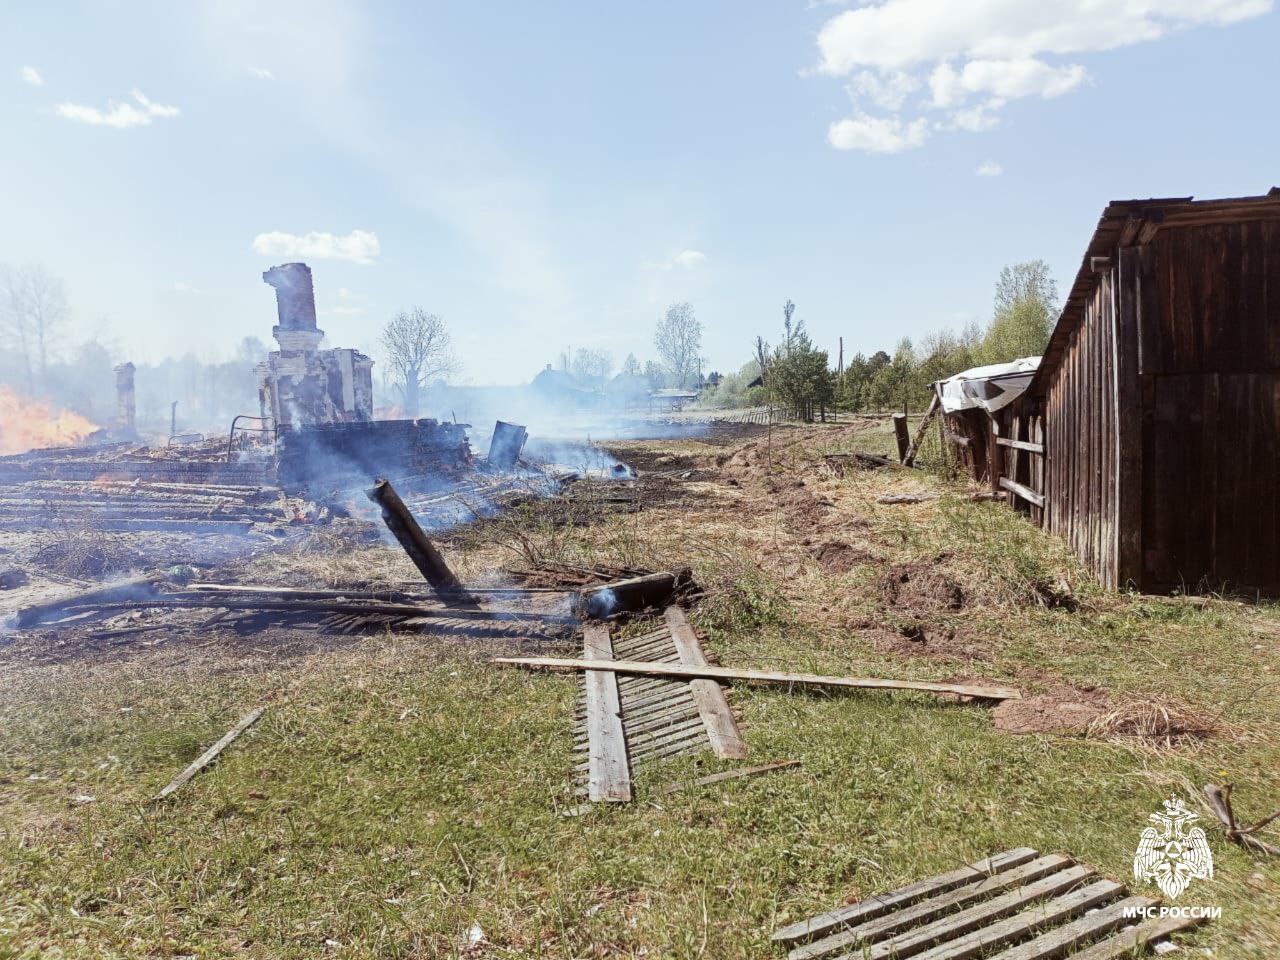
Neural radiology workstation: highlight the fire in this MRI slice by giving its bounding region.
[0,386,99,456]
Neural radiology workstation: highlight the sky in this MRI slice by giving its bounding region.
[2,0,1278,386]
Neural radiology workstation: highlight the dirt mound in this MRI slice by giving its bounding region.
[879,562,964,613]
[875,622,991,660]
[993,685,1109,735]
[809,540,874,573]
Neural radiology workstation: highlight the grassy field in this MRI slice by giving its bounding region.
[2,419,1278,958]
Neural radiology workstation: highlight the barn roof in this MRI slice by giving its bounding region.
[1028,188,1280,396]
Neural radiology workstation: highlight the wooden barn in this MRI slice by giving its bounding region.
[942,189,1280,594]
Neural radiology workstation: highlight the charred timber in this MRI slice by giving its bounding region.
[577,570,692,619]
[366,478,482,609]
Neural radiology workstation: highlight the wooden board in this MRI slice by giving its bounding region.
[773,847,1209,960]
[155,707,265,800]
[498,657,1022,701]
[664,607,748,759]
[582,624,631,803]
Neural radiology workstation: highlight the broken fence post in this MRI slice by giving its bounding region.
[578,570,689,619]
[366,478,482,609]
[892,413,910,463]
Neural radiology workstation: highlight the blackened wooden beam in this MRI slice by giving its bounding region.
[366,478,482,609]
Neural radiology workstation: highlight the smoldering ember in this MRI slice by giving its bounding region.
[4,9,1280,958]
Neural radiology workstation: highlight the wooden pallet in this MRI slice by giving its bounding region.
[572,607,746,803]
[771,847,1207,960]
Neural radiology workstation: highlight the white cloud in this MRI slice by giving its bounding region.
[975,160,1003,176]
[929,59,1086,108]
[56,89,181,128]
[828,114,929,153]
[247,65,275,80]
[173,280,203,294]
[20,66,43,86]
[672,250,706,269]
[815,0,1271,152]
[251,229,381,265]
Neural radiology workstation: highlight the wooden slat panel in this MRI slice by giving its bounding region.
[1066,911,1207,960]
[983,895,1154,960]
[849,866,1099,960]
[664,607,747,759]
[996,437,1044,453]
[909,878,1122,960]
[771,848,1039,945]
[583,624,631,802]
[788,856,1073,960]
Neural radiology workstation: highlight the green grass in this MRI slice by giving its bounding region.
[2,422,1278,958]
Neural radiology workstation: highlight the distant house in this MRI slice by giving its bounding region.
[605,372,651,410]
[530,364,599,408]
[649,387,699,412]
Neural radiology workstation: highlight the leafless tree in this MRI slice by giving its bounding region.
[654,302,703,389]
[571,347,613,385]
[1,263,68,392]
[380,308,458,417]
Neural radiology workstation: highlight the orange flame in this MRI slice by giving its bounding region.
[0,386,99,455]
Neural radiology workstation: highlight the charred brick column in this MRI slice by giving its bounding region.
[262,262,324,354]
[114,362,136,436]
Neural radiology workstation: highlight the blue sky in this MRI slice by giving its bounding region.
[2,0,1278,385]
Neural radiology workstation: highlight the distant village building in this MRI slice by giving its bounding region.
[255,263,374,428]
[605,372,651,410]
[530,364,600,409]
[649,387,699,412]
[941,189,1280,595]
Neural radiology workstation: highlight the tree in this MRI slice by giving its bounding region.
[761,303,835,421]
[980,260,1058,364]
[571,347,613,385]
[1,263,68,392]
[642,359,667,389]
[654,302,703,389]
[621,353,641,376]
[379,308,458,417]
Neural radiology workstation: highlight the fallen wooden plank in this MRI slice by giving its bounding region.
[876,493,939,505]
[11,575,165,628]
[496,658,1022,701]
[563,760,800,816]
[664,607,747,759]
[772,847,1040,945]
[583,624,631,803]
[903,394,940,467]
[155,707,266,800]
[998,476,1046,509]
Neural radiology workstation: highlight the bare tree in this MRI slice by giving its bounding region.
[379,308,458,417]
[654,302,703,389]
[621,352,641,376]
[571,347,613,385]
[1,263,68,392]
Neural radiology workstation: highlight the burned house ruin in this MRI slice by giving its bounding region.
[256,263,374,429]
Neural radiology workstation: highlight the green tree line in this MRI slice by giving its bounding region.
[701,260,1059,418]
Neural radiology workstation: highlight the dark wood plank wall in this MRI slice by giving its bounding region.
[1042,268,1119,588]
[1138,220,1280,593]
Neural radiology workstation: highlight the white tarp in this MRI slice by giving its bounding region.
[936,356,1040,414]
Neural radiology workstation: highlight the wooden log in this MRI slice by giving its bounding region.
[366,478,481,609]
[892,413,910,463]
[11,575,165,628]
[579,571,686,619]
[903,394,940,467]
[494,657,1022,700]
[664,607,747,759]
[155,707,265,800]
[583,623,631,802]
[876,493,939,505]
